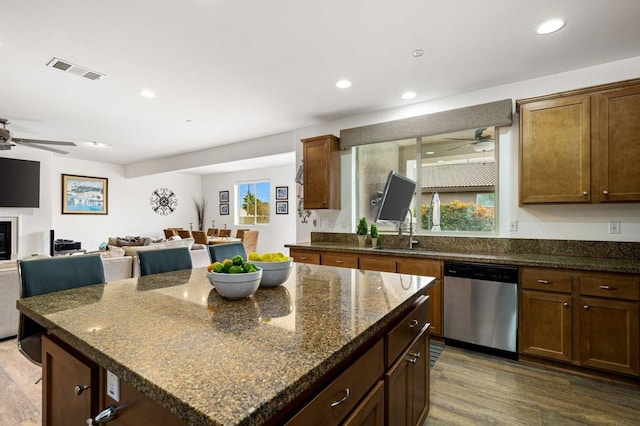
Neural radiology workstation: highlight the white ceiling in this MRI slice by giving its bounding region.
[1,0,640,169]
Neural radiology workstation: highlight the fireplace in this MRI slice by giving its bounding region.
[0,221,10,261]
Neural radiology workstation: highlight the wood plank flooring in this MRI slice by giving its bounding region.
[426,345,640,425]
[1,337,638,425]
[0,338,41,426]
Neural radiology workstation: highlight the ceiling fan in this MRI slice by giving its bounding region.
[446,127,495,152]
[0,118,76,155]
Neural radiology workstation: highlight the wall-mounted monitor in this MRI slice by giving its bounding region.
[375,171,416,223]
[0,157,40,207]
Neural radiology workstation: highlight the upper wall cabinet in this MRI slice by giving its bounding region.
[517,79,640,204]
[301,135,341,210]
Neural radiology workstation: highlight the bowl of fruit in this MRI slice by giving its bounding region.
[206,255,262,300]
[248,252,294,288]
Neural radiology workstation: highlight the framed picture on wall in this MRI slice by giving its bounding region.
[276,186,288,200]
[219,190,229,203]
[62,174,108,214]
[276,201,288,214]
[220,203,229,215]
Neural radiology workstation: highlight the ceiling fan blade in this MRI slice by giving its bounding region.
[14,142,70,155]
[446,143,473,151]
[12,138,77,146]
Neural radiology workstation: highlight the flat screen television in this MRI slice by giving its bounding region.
[0,157,41,207]
[375,171,416,223]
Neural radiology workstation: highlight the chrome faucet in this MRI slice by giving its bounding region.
[399,208,419,249]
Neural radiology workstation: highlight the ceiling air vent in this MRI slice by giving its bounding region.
[46,57,105,81]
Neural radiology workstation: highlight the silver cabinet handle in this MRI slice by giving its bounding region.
[582,191,588,195]
[406,356,418,364]
[330,388,350,407]
[300,256,308,260]
[603,190,609,195]
[537,279,552,284]
[408,319,419,328]
[409,351,421,359]
[563,302,569,308]
[75,384,90,396]
[87,406,118,425]
[599,285,617,290]
[583,305,589,311]
[335,259,344,264]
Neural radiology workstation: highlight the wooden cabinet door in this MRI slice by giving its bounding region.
[43,335,99,426]
[519,95,591,203]
[397,259,442,337]
[302,135,341,210]
[519,290,572,363]
[343,381,385,426]
[596,83,640,202]
[385,330,429,426]
[579,297,640,376]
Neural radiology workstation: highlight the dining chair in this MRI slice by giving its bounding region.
[208,242,247,263]
[240,230,259,254]
[207,228,218,237]
[138,247,193,276]
[18,254,106,365]
[218,229,231,238]
[235,229,250,239]
[177,230,192,239]
[191,230,208,245]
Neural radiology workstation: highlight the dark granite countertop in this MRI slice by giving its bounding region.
[16,265,433,425]
[286,242,640,274]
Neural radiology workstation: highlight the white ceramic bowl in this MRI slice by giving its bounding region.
[207,267,262,300]
[251,259,293,288]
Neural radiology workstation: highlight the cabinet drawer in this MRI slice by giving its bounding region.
[521,268,572,293]
[579,274,639,301]
[358,255,396,272]
[397,259,442,278]
[386,295,429,368]
[286,340,384,426]
[321,253,358,269]
[290,250,320,265]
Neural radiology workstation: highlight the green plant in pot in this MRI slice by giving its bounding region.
[370,223,379,248]
[357,217,368,247]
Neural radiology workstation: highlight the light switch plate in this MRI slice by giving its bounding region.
[107,370,120,402]
[508,219,517,232]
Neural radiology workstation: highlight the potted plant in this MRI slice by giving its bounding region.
[370,223,379,247]
[356,217,368,247]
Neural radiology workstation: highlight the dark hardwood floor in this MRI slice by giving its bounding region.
[1,338,638,425]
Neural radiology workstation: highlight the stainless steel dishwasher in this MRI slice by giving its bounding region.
[444,261,518,358]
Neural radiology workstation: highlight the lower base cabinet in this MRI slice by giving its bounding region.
[43,335,99,426]
[520,267,640,378]
[343,381,385,426]
[386,329,430,426]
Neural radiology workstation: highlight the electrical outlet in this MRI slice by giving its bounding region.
[508,219,517,232]
[107,370,120,402]
[609,221,620,234]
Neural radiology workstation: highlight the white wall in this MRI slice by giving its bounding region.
[292,56,640,243]
[52,157,202,251]
[202,163,297,254]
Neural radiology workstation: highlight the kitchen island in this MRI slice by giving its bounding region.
[17,263,434,425]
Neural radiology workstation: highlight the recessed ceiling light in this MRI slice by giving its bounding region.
[139,89,156,98]
[426,151,435,155]
[536,18,566,35]
[412,49,424,57]
[185,119,193,124]
[401,91,417,100]
[336,80,352,89]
